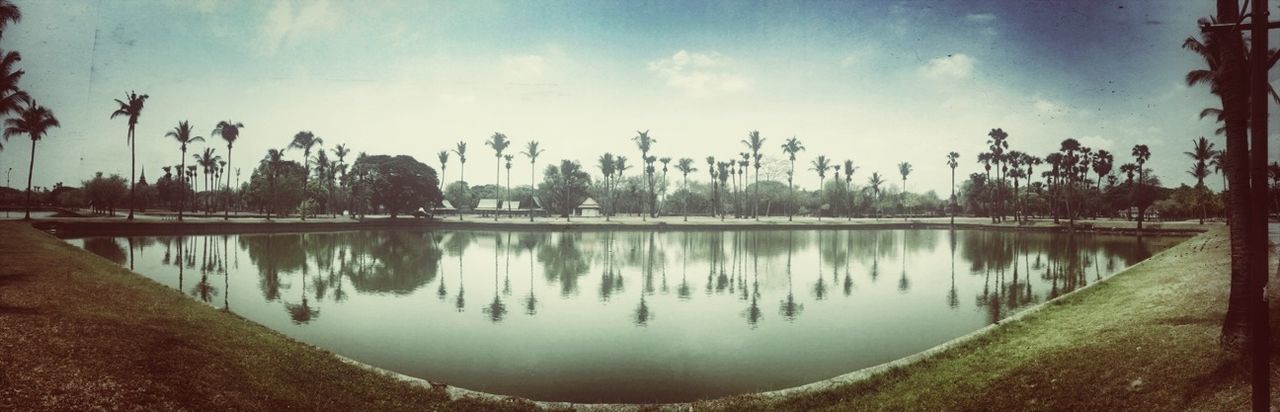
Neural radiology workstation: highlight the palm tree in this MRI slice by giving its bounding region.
[262,149,285,220]
[946,152,959,225]
[452,141,468,185]
[503,154,514,216]
[616,156,631,218]
[1211,150,1228,191]
[194,147,221,214]
[1131,144,1150,230]
[780,137,804,221]
[809,155,830,220]
[737,154,749,217]
[986,128,1008,221]
[632,130,655,220]
[705,156,718,217]
[437,150,449,191]
[716,161,730,220]
[288,131,323,220]
[211,120,244,219]
[597,153,615,221]
[3,99,57,220]
[1092,150,1114,189]
[1186,137,1216,224]
[0,48,26,119]
[843,159,857,220]
[165,121,203,221]
[0,0,22,39]
[674,158,697,221]
[659,156,671,215]
[521,141,544,221]
[110,91,148,220]
[332,143,349,218]
[484,133,511,221]
[742,130,765,220]
[897,162,912,220]
[867,172,885,219]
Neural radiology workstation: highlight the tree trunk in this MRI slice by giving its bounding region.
[128,129,136,220]
[1215,0,1253,352]
[1246,0,1271,407]
[23,139,35,220]
[225,146,232,220]
[179,150,186,221]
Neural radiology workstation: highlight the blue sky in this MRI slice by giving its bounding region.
[0,0,1270,194]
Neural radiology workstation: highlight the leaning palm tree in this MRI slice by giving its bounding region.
[4,99,58,220]
[674,158,697,221]
[521,141,545,221]
[288,131,323,220]
[809,155,831,220]
[452,141,468,184]
[843,159,857,220]
[211,120,244,220]
[742,130,765,220]
[597,153,616,221]
[165,121,204,221]
[110,90,148,220]
[437,150,449,191]
[946,152,959,225]
[485,133,511,221]
[897,162,912,220]
[780,137,804,221]
[867,172,885,219]
[632,130,655,220]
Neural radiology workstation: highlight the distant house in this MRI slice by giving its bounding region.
[475,199,500,216]
[433,200,458,215]
[575,198,601,217]
[499,199,520,213]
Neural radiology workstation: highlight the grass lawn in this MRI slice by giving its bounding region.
[0,221,1270,411]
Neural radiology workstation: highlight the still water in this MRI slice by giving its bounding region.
[71,228,1181,403]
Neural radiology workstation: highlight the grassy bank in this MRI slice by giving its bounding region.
[697,226,1277,411]
[0,222,1261,410]
[0,222,537,411]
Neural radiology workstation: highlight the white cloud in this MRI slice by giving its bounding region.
[501,54,548,81]
[259,0,341,55]
[647,50,752,97]
[1078,135,1114,150]
[965,13,996,24]
[1033,97,1069,117]
[921,54,975,79]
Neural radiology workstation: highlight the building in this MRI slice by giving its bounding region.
[575,198,601,217]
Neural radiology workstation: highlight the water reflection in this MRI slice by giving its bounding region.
[73,228,1175,403]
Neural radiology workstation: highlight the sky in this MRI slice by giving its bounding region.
[0,0,1275,195]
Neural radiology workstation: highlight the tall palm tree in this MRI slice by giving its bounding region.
[1210,150,1228,191]
[1186,137,1216,224]
[897,162,912,220]
[986,128,1009,221]
[503,154,514,216]
[632,130,655,220]
[194,147,220,215]
[288,131,323,220]
[165,121,203,221]
[1092,150,1114,189]
[946,152,959,225]
[809,155,830,220]
[332,143,349,218]
[262,148,285,220]
[780,137,804,221]
[843,159,857,220]
[110,91,148,220]
[597,153,616,221]
[3,99,57,220]
[659,156,671,215]
[521,141,544,221]
[867,172,885,219]
[737,154,749,217]
[437,150,449,191]
[705,156,718,217]
[674,158,697,221]
[1131,144,1150,230]
[211,120,244,220]
[716,161,730,220]
[452,141,468,185]
[616,156,631,218]
[485,132,510,221]
[0,49,26,120]
[742,130,765,220]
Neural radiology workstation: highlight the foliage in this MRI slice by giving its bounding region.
[81,172,127,215]
[350,155,442,218]
[539,160,591,217]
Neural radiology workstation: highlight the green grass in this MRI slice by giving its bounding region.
[0,222,1266,411]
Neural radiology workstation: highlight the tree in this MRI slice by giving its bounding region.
[674,158,697,221]
[485,133,510,221]
[332,143,350,218]
[867,172,884,218]
[193,147,220,214]
[437,150,449,191]
[780,137,804,221]
[1131,144,1151,229]
[288,131,323,220]
[809,155,830,219]
[521,141,545,221]
[986,128,1009,221]
[82,172,128,215]
[1185,137,1217,224]
[539,160,591,221]
[742,130,765,220]
[109,91,148,220]
[659,156,671,215]
[947,151,959,225]
[452,141,468,184]
[897,162,912,219]
[350,154,442,218]
[503,154,514,214]
[597,153,615,221]
[0,48,26,122]
[632,130,655,220]
[165,121,203,221]
[211,120,244,220]
[3,99,57,219]
[843,159,857,220]
[261,149,285,220]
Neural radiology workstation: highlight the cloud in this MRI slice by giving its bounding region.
[965,13,996,24]
[259,0,341,55]
[840,54,859,68]
[1033,97,1069,117]
[1078,135,1114,150]
[502,54,548,81]
[920,54,975,79]
[647,50,752,97]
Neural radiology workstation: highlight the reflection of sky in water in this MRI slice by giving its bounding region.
[72,229,1181,403]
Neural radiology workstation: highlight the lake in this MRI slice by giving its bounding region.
[69,228,1181,403]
